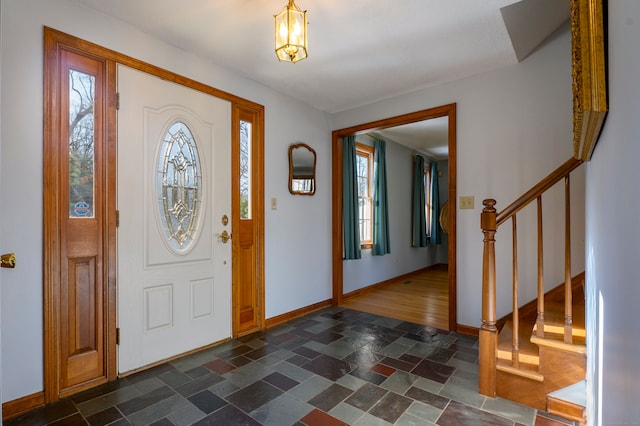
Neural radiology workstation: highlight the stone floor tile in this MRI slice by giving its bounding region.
[187,390,227,414]
[77,386,142,417]
[307,383,353,412]
[345,383,388,412]
[380,370,418,394]
[221,361,273,387]
[192,404,260,425]
[405,385,450,409]
[404,400,443,423]
[125,393,190,425]
[368,391,413,423]
[329,402,366,425]
[482,397,537,426]
[352,411,393,425]
[287,375,333,402]
[439,378,486,408]
[335,371,368,391]
[437,400,513,426]
[167,403,207,426]
[85,406,123,426]
[262,372,299,391]
[299,408,348,426]
[225,381,282,413]
[271,360,315,382]
[301,354,354,381]
[249,392,313,426]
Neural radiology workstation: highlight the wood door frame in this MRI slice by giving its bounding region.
[331,104,458,331]
[43,27,265,403]
[231,106,265,337]
[44,29,118,402]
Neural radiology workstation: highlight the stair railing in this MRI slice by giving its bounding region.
[479,157,583,397]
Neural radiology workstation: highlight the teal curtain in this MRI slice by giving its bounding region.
[430,161,442,245]
[412,155,428,247]
[372,139,390,255]
[342,136,361,259]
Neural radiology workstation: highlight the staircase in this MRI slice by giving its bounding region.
[496,275,586,417]
[478,158,587,425]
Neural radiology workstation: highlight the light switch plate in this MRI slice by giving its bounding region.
[459,195,474,210]
[271,197,277,210]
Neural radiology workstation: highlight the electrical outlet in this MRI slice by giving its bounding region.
[459,195,474,210]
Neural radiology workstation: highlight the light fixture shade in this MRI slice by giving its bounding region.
[274,0,308,63]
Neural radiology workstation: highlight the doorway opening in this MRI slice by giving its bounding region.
[331,104,457,330]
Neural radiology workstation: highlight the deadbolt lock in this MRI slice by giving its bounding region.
[221,215,229,226]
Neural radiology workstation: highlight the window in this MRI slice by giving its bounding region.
[239,120,252,219]
[356,143,374,248]
[424,164,432,236]
[68,69,96,218]
[157,121,203,251]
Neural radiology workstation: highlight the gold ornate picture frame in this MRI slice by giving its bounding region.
[571,0,608,161]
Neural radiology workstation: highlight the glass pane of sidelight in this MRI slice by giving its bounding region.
[69,69,96,218]
[157,122,203,251]
[240,120,252,219]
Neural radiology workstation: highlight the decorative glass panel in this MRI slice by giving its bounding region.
[69,69,95,218]
[157,122,203,251]
[240,120,252,219]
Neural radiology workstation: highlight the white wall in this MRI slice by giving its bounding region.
[586,2,640,424]
[342,135,441,293]
[332,24,585,327]
[0,0,332,402]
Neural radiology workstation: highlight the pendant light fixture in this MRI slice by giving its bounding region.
[274,0,308,63]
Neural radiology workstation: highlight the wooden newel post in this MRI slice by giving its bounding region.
[479,199,497,397]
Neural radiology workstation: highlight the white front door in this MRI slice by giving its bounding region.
[117,65,232,373]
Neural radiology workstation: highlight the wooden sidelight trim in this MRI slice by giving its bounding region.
[44,28,118,403]
[231,104,266,337]
[331,104,458,330]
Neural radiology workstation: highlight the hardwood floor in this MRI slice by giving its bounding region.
[342,264,449,330]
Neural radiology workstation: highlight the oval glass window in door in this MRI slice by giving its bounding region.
[157,121,203,252]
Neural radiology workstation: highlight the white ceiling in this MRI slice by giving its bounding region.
[374,117,449,160]
[72,0,569,156]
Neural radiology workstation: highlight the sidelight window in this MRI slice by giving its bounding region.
[69,69,96,218]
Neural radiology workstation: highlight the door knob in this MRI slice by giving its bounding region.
[1,253,16,268]
[217,230,231,244]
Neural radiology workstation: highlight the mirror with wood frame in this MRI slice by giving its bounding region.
[289,143,316,195]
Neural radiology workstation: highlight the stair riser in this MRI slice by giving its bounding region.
[496,348,586,411]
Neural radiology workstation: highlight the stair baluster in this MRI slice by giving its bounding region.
[511,216,519,367]
[564,175,573,344]
[536,196,545,338]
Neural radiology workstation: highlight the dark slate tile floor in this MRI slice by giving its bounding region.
[6,307,578,425]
